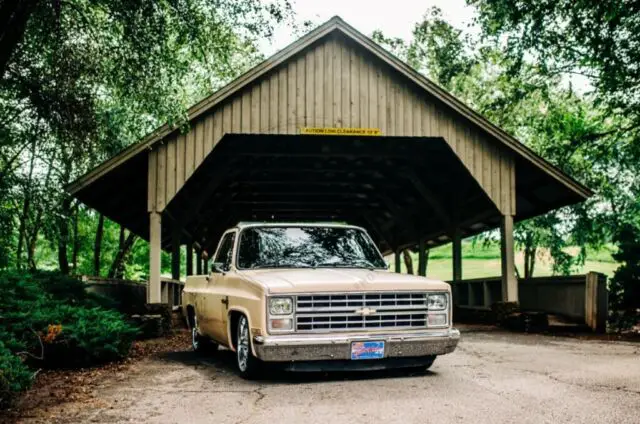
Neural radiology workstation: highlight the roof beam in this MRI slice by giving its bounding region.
[169,165,238,228]
[401,170,451,228]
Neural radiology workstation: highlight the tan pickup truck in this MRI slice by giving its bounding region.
[182,222,459,378]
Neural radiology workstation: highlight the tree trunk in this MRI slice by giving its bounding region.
[93,213,104,276]
[57,196,71,274]
[16,191,30,269]
[108,226,125,278]
[118,225,125,249]
[108,229,136,279]
[528,247,536,278]
[16,137,37,269]
[26,152,53,271]
[403,249,414,275]
[27,232,37,271]
[71,205,79,274]
[0,0,39,78]
[424,249,430,274]
[524,245,536,279]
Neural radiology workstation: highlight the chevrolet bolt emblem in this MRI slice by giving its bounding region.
[355,307,376,316]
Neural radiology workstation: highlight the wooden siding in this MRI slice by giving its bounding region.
[148,35,516,215]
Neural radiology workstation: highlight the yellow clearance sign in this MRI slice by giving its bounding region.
[300,127,382,136]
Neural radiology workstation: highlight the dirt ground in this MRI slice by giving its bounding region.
[3,327,639,424]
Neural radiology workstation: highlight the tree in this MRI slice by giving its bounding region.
[609,224,640,328]
[372,7,475,89]
[468,0,640,141]
[403,250,414,275]
[0,0,292,273]
[0,0,39,78]
[373,7,634,276]
[469,0,640,320]
[93,214,104,276]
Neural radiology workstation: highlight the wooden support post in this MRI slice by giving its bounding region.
[585,272,608,333]
[161,279,169,303]
[452,229,462,282]
[500,215,518,302]
[394,250,401,273]
[196,250,203,274]
[167,281,175,307]
[148,212,162,303]
[171,229,181,281]
[418,239,426,276]
[186,242,193,276]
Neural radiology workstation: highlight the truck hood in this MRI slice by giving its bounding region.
[240,268,450,294]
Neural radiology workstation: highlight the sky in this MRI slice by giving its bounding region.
[262,0,478,55]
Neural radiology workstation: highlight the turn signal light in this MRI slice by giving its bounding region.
[427,313,447,327]
[269,318,293,330]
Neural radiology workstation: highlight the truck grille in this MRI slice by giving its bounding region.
[295,293,428,332]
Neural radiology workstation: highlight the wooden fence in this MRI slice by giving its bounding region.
[450,272,608,332]
[82,276,184,310]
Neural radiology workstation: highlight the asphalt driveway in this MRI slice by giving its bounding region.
[14,328,640,424]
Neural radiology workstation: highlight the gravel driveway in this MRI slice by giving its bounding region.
[15,329,640,424]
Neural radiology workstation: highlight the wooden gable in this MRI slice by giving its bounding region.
[148,32,515,216]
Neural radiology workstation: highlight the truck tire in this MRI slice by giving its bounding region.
[191,315,218,353]
[236,314,262,379]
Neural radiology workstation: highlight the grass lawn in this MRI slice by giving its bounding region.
[386,241,619,281]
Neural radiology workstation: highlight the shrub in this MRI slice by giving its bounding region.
[0,341,33,408]
[31,271,119,310]
[0,271,138,370]
[37,305,138,368]
[609,225,640,330]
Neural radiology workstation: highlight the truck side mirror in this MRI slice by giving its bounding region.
[211,262,225,274]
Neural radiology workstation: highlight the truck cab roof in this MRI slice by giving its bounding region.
[232,222,364,230]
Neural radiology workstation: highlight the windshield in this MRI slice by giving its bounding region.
[236,226,387,270]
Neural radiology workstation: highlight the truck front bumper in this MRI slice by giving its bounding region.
[252,328,460,362]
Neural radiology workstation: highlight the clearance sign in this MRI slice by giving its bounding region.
[300,127,382,136]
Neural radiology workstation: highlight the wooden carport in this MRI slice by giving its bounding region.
[67,16,591,304]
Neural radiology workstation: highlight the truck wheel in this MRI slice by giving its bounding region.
[236,314,262,379]
[191,316,217,353]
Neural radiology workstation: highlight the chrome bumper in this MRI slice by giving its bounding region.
[253,328,460,362]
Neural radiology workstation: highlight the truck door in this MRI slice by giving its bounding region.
[205,230,236,344]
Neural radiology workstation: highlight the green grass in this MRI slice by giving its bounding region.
[387,241,620,280]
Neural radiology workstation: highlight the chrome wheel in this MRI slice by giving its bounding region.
[191,326,200,351]
[237,316,250,372]
[190,315,217,353]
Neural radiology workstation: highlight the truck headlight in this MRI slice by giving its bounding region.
[427,293,448,310]
[269,297,293,315]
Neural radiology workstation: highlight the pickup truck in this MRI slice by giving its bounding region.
[182,222,459,378]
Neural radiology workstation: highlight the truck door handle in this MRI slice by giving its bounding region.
[221,296,229,309]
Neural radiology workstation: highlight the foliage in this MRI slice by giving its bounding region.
[0,0,292,274]
[0,271,138,370]
[0,341,32,408]
[373,6,638,276]
[468,0,640,138]
[0,270,137,408]
[35,305,138,367]
[465,0,640,318]
[29,271,117,309]
[609,225,640,329]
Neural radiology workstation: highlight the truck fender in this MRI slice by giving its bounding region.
[226,306,258,357]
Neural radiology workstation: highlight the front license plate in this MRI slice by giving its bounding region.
[351,341,385,360]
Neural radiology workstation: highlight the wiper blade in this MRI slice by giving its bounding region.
[248,264,277,269]
[250,262,313,269]
[314,261,379,270]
